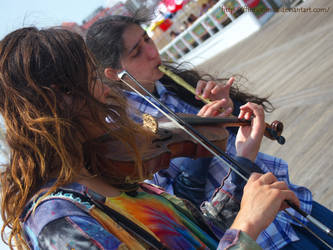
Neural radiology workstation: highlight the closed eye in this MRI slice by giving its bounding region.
[131,47,141,57]
[130,32,150,58]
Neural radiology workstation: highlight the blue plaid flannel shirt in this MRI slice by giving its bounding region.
[124,81,313,249]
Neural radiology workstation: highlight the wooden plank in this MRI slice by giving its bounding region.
[198,0,333,209]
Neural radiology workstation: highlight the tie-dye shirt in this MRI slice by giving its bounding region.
[105,191,217,249]
[21,182,261,249]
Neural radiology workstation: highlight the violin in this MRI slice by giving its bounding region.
[97,112,283,180]
[95,114,229,179]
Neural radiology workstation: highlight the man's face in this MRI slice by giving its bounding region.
[120,24,164,93]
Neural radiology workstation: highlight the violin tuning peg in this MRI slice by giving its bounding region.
[277,136,286,145]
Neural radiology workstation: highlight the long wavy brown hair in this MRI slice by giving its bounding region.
[0,27,148,249]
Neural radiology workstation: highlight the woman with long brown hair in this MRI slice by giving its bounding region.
[0,27,297,249]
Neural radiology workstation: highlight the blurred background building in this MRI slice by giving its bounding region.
[62,0,301,66]
[61,0,302,65]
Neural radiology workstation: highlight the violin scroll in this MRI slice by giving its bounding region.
[264,120,285,145]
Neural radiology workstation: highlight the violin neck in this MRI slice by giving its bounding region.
[180,116,250,127]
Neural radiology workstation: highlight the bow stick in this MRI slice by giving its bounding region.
[117,70,333,248]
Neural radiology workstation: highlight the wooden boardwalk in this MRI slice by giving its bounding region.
[198,0,333,209]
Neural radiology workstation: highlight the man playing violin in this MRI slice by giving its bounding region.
[0,26,300,250]
[86,15,333,249]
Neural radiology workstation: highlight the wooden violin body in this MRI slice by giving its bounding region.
[94,118,229,179]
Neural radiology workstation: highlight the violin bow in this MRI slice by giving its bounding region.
[117,70,333,248]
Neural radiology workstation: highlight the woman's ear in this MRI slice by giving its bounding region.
[104,67,120,80]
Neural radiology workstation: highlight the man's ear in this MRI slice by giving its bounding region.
[104,67,120,80]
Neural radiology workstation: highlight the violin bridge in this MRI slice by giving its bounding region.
[142,114,158,134]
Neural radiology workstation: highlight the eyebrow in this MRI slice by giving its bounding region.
[127,31,146,55]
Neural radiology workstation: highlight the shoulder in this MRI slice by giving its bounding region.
[36,216,120,249]
[23,196,90,235]
[22,187,122,249]
[37,215,121,250]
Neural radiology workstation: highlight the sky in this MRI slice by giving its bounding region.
[0,0,118,39]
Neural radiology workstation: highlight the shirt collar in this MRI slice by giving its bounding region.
[155,80,168,97]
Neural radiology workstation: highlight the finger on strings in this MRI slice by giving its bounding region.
[248,103,265,133]
[239,103,264,122]
[238,102,254,120]
[238,108,253,121]
[248,103,264,119]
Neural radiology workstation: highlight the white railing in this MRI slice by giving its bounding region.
[160,0,276,64]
